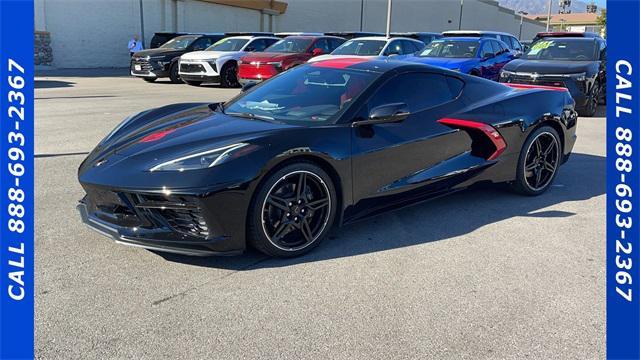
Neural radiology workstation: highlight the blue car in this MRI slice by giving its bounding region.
[401,37,515,81]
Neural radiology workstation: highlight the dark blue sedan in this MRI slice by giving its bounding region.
[401,37,515,81]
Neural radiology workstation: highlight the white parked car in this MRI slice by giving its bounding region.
[178,36,280,87]
[307,36,425,63]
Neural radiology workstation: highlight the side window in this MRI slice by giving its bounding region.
[313,38,332,53]
[329,38,345,51]
[191,37,214,50]
[480,41,494,58]
[368,73,462,113]
[384,40,403,55]
[246,39,269,52]
[599,41,607,61]
[510,37,522,51]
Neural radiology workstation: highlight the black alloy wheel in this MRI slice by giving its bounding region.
[169,62,181,84]
[248,163,336,257]
[220,62,239,88]
[512,126,561,195]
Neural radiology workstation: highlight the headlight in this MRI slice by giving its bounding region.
[500,70,514,79]
[570,72,587,82]
[149,143,249,172]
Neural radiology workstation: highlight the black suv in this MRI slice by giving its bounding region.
[131,33,225,83]
[499,35,606,117]
[149,32,189,48]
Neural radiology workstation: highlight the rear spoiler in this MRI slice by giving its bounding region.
[504,83,568,92]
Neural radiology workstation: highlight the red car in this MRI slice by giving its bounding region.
[237,35,345,86]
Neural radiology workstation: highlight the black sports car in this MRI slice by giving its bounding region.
[78,58,578,257]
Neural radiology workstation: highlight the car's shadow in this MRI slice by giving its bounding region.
[156,152,605,270]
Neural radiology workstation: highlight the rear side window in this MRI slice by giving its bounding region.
[510,37,523,51]
[490,40,506,54]
[480,41,494,57]
[368,73,462,113]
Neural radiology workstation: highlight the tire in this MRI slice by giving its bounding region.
[168,62,181,84]
[183,80,202,86]
[579,81,600,117]
[143,77,157,83]
[510,125,562,196]
[247,162,337,257]
[220,62,239,88]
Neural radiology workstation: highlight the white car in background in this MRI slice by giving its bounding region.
[307,36,425,63]
[178,36,280,87]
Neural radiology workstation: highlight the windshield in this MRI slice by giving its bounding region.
[265,38,313,53]
[523,39,596,61]
[159,35,198,49]
[207,38,249,52]
[331,40,386,56]
[223,65,380,125]
[419,40,478,58]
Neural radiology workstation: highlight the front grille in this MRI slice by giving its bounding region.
[131,58,153,74]
[508,74,567,88]
[135,194,209,238]
[179,63,205,73]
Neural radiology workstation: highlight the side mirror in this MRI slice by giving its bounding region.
[241,82,257,93]
[482,52,495,60]
[352,103,410,127]
[312,48,324,56]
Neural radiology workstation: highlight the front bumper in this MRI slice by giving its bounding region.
[500,74,589,109]
[178,60,220,82]
[130,58,170,78]
[77,187,247,256]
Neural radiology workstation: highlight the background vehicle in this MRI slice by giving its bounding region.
[179,36,280,87]
[308,36,424,63]
[78,59,577,258]
[149,32,189,48]
[531,31,601,43]
[499,35,606,116]
[131,33,225,83]
[324,31,384,39]
[442,30,524,55]
[391,32,441,45]
[237,35,345,85]
[274,32,324,38]
[401,37,515,80]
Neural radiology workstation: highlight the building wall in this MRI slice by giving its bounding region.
[35,0,545,69]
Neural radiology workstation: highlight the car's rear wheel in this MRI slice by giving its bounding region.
[143,77,157,83]
[220,62,239,88]
[248,163,337,257]
[511,126,562,196]
[183,80,202,86]
[168,62,181,84]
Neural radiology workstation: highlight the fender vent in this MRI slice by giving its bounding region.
[438,118,507,160]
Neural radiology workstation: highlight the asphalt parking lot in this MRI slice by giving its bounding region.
[35,70,605,359]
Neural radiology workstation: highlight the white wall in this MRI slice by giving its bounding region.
[35,0,545,68]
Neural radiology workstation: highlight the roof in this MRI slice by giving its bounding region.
[442,30,513,36]
[346,36,422,42]
[435,36,483,42]
[526,12,599,24]
[309,57,428,73]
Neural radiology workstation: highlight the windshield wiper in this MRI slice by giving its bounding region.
[225,111,275,122]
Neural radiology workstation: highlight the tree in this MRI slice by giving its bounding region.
[597,9,606,38]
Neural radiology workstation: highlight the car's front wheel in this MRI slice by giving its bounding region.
[248,162,337,257]
[511,126,562,196]
[169,62,181,84]
[580,81,601,117]
[220,62,239,88]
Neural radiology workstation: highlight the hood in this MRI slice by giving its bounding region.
[80,104,294,178]
[241,52,302,62]
[133,48,184,59]
[181,50,244,61]
[308,54,375,63]
[502,59,595,74]
[403,56,477,69]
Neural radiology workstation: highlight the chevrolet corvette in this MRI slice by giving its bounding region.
[78,58,578,257]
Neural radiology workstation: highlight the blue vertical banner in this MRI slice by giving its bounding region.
[607,0,640,359]
[0,0,35,359]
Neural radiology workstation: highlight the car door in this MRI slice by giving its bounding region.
[491,40,512,79]
[350,72,467,215]
[478,40,496,79]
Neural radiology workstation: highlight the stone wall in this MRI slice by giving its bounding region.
[35,31,53,66]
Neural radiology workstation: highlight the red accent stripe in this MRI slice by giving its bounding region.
[310,57,369,69]
[139,128,177,143]
[504,83,568,92]
[437,118,507,160]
